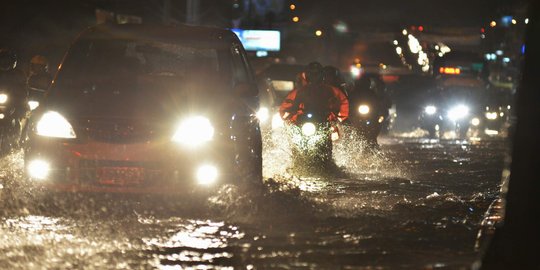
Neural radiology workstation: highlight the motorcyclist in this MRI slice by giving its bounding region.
[27,55,52,91]
[347,73,390,148]
[322,65,349,96]
[279,62,349,123]
[0,49,28,151]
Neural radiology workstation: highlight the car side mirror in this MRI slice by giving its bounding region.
[234,82,257,97]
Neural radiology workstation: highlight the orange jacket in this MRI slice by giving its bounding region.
[279,83,349,123]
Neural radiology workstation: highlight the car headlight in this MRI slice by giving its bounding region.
[172,116,214,147]
[301,122,317,136]
[256,107,269,123]
[28,100,40,111]
[0,93,8,104]
[425,105,437,115]
[485,112,498,120]
[36,111,76,138]
[358,105,370,115]
[447,104,469,121]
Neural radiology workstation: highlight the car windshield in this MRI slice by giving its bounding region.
[52,39,234,100]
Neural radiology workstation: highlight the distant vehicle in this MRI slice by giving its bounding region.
[347,73,391,148]
[420,51,495,138]
[22,24,262,194]
[256,63,305,129]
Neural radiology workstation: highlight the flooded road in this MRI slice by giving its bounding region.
[0,133,507,269]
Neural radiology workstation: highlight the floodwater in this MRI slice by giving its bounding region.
[0,128,507,269]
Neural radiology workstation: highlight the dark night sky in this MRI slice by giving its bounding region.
[0,0,528,67]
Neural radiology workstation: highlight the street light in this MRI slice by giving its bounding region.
[490,21,497,27]
[315,30,323,37]
[292,16,299,23]
[290,4,296,10]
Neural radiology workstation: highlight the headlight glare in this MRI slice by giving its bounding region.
[256,107,269,123]
[358,105,370,115]
[485,112,498,120]
[36,111,76,138]
[447,105,469,121]
[0,93,7,104]
[28,100,40,110]
[425,105,437,115]
[172,116,214,146]
[301,122,317,136]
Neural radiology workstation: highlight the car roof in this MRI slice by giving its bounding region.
[76,23,240,49]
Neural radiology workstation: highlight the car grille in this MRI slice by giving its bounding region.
[77,119,160,143]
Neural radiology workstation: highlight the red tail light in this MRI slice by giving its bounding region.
[439,67,461,75]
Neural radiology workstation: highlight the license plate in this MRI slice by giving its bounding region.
[97,167,145,186]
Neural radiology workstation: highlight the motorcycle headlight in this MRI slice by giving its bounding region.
[447,104,469,121]
[301,122,317,136]
[358,105,370,115]
[485,112,498,120]
[36,111,76,138]
[172,116,214,147]
[425,105,437,115]
[256,107,269,123]
[0,93,8,104]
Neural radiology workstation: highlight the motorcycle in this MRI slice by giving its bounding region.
[348,100,388,149]
[287,111,339,170]
[0,86,28,153]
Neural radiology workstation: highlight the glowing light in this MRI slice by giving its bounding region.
[418,25,424,32]
[447,105,469,121]
[485,129,499,136]
[439,67,461,75]
[471,117,480,126]
[28,101,39,110]
[0,93,7,104]
[425,106,437,115]
[350,65,361,78]
[196,165,218,185]
[402,29,408,35]
[301,122,316,136]
[525,18,529,24]
[292,16,299,23]
[28,159,50,180]
[0,113,4,119]
[358,105,370,115]
[271,113,284,129]
[172,116,214,146]
[256,107,269,123]
[485,112,498,120]
[511,19,517,25]
[290,4,296,10]
[393,40,398,45]
[315,30,323,37]
[490,21,497,27]
[396,47,402,55]
[36,111,77,139]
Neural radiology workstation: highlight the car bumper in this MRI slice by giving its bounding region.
[25,137,235,194]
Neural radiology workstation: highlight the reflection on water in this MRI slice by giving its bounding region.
[0,131,507,269]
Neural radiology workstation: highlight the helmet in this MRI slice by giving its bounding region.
[322,65,342,87]
[304,62,323,84]
[30,55,49,73]
[0,49,17,71]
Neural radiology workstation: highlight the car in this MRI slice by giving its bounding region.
[419,51,490,138]
[22,24,262,194]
